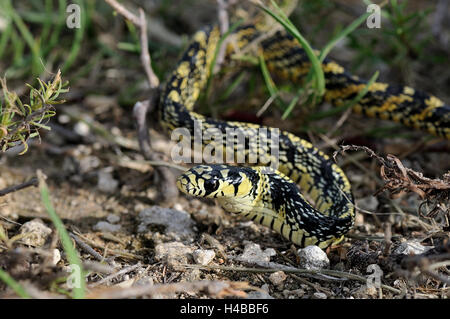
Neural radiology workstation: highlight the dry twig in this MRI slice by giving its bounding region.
[335,144,450,219]
[133,97,179,203]
[89,263,141,288]
[69,232,112,264]
[87,280,252,299]
[104,0,179,203]
[185,264,401,294]
[0,178,38,197]
[104,0,159,88]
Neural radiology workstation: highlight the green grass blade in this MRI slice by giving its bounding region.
[204,19,244,100]
[306,71,379,122]
[0,21,12,60]
[0,268,31,298]
[39,0,53,45]
[37,172,86,299]
[281,87,305,120]
[217,71,247,102]
[319,11,373,62]
[62,0,86,72]
[258,0,325,97]
[259,53,278,98]
[45,0,67,56]
[5,0,43,76]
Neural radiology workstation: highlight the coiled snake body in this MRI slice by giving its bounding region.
[160,24,449,248]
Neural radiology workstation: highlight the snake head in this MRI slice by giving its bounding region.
[177,164,259,199]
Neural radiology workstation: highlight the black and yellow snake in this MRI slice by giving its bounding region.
[159,22,449,249]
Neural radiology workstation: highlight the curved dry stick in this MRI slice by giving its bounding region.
[0,178,38,197]
[133,91,179,204]
[105,0,178,203]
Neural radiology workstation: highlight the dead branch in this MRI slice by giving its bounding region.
[86,279,251,299]
[0,178,38,197]
[334,144,450,219]
[89,263,141,288]
[402,252,450,285]
[185,264,401,294]
[215,0,230,71]
[104,0,141,26]
[69,232,115,265]
[138,8,159,88]
[104,0,159,88]
[133,95,179,204]
[104,0,178,203]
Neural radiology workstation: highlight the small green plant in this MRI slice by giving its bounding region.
[350,0,434,72]
[0,0,86,78]
[0,70,68,154]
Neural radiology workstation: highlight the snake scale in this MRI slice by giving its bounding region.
[159,22,450,249]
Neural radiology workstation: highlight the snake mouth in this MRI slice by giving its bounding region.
[176,176,196,196]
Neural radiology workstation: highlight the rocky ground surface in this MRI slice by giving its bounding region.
[0,0,449,299]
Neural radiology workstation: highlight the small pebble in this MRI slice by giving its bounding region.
[246,290,274,299]
[293,289,305,297]
[236,242,276,264]
[365,286,378,297]
[74,121,90,136]
[313,292,327,299]
[355,196,378,212]
[193,249,215,265]
[355,285,378,298]
[58,114,71,124]
[269,271,287,285]
[52,249,61,265]
[154,242,193,267]
[283,288,305,298]
[106,214,120,224]
[134,276,154,286]
[78,155,101,173]
[19,219,52,247]
[261,284,270,292]
[97,168,119,193]
[297,245,330,270]
[173,203,184,211]
[93,221,121,232]
[394,241,433,255]
[138,206,195,242]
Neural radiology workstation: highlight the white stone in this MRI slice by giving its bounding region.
[298,245,330,270]
[74,121,90,136]
[93,221,121,232]
[106,214,120,224]
[313,292,327,299]
[137,206,195,242]
[236,242,276,264]
[246,290,274,299]
[355,196,379,212]
[269,271,287,285]
[394,241,433,255]
[78,155,101,173]
[52,249,61,265]
[97,169,119,193]
[193,249,215,265]
[19,219,52,247]
[154,242,193,267]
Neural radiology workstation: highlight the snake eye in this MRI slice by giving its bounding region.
[203,178,219,193]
